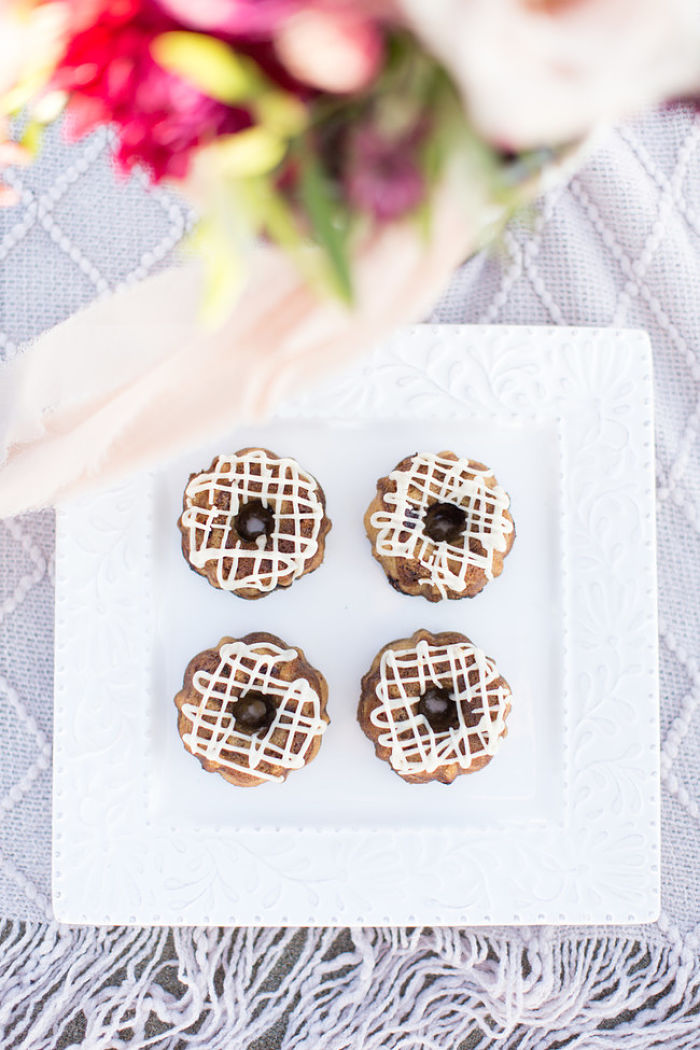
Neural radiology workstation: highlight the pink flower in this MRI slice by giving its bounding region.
[345,126,425,222]
[153,0,299,36]
[274,7,383,93]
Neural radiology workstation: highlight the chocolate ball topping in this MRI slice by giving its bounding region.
[418,686,460,732]
[423,501,467,544]
[234,499,274,543]
[227,692,277,734]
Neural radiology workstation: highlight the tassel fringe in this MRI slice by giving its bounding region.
[2,923,700,1049]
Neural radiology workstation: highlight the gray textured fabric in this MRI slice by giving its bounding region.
[0,123,189,918]
[0,104,699,1046]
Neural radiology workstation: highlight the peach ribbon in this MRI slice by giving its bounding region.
[0,177,484,517]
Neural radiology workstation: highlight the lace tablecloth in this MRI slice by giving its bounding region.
[1,105,699,1048]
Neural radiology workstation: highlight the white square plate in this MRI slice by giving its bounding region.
[53,325,659,926]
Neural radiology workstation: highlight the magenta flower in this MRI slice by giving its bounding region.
[53,1,255,180]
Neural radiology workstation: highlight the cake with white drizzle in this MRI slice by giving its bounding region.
[364,451,514,601]
[178,447,331,599]
[358,629,512,784]
[175,632,329,787]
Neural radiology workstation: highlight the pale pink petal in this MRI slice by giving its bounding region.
[0,141,31,166]
[153,0,296,34]
[275,9,383,93]
[0,183,19,206]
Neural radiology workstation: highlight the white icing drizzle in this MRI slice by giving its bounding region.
[369,638,510,776]
[180,450,326,594]
[181,639,328,783]
[370,453,513,598]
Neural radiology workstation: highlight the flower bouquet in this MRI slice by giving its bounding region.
[0,0,698,516]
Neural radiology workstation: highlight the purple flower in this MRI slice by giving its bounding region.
[345,126,425,223]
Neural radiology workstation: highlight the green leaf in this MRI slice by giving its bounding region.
[297,148,353,305]
[151,32,263,104]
